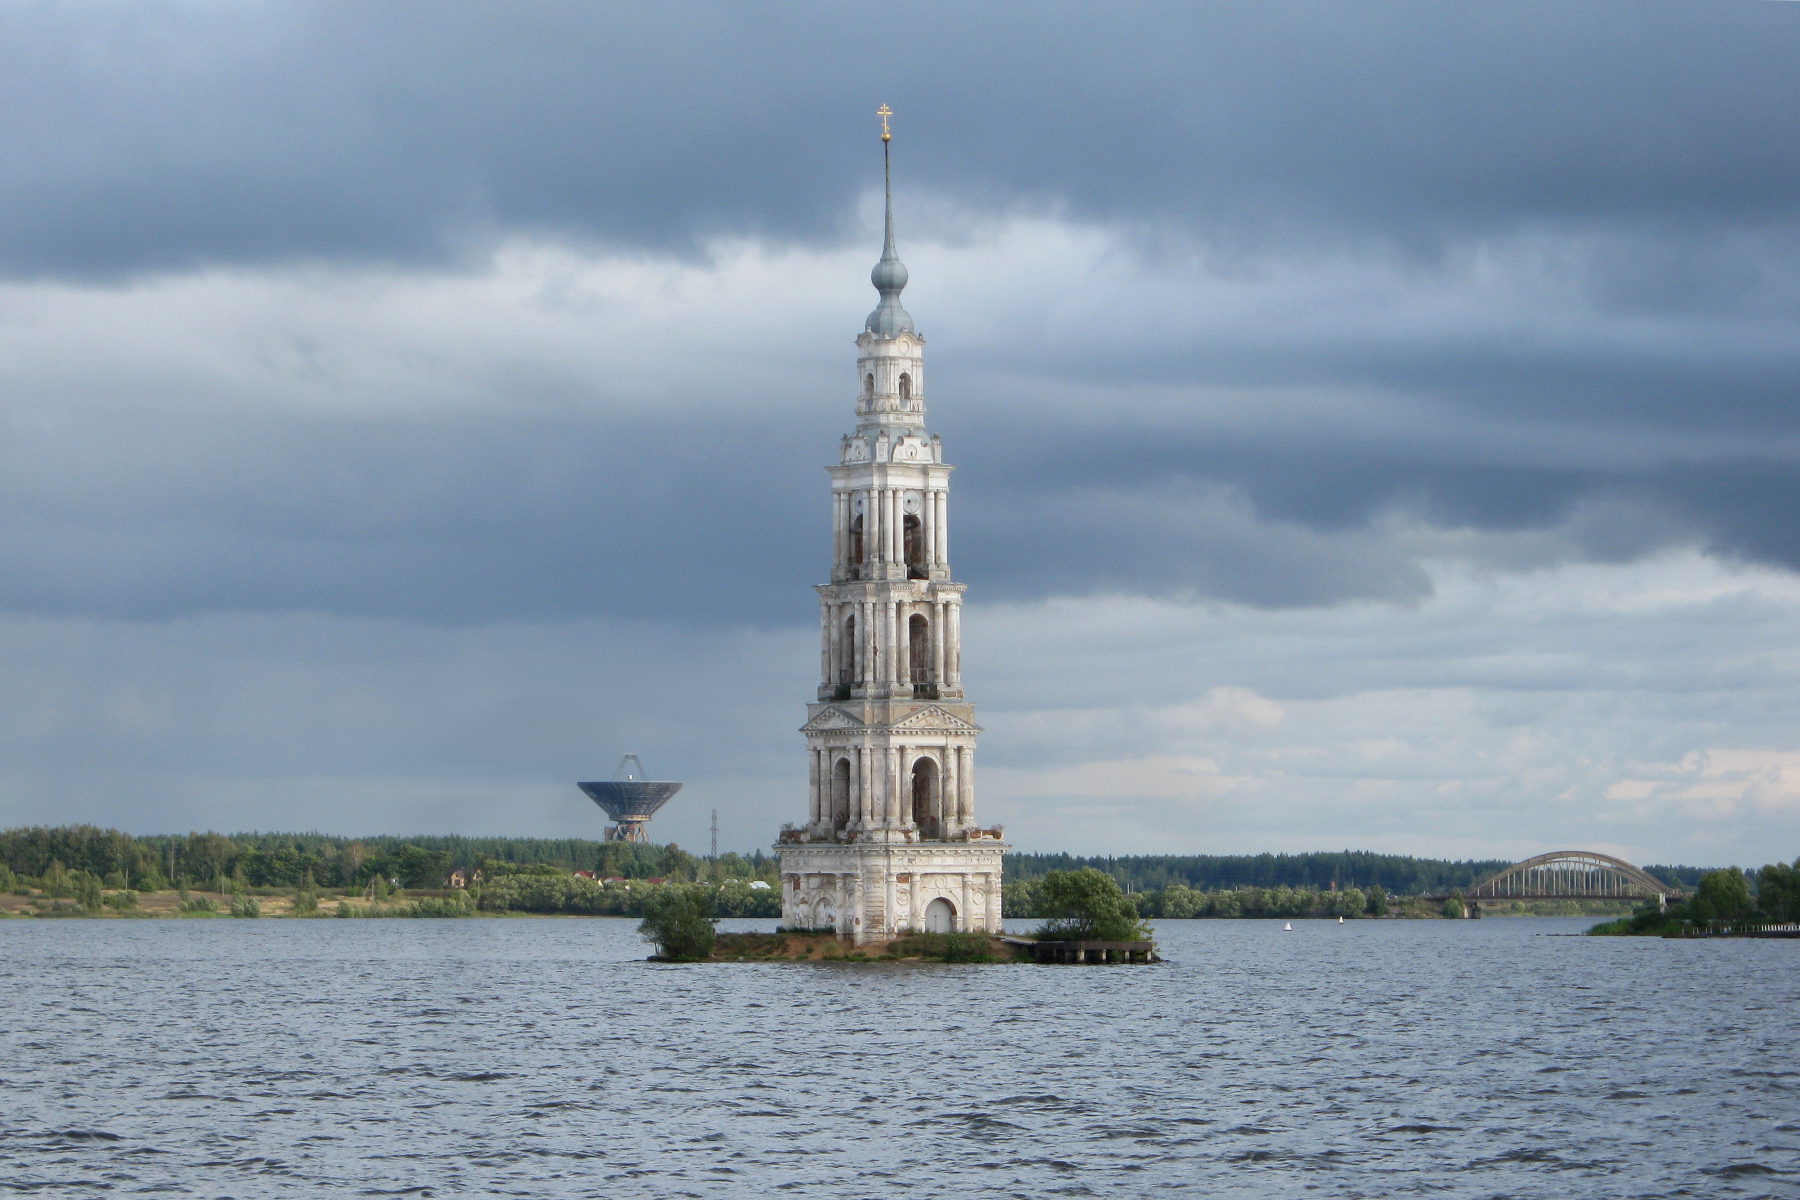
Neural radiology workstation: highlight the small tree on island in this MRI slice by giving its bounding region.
[1033,868,1153,942]
[638,885,719,961]
[1688,868,1754,924]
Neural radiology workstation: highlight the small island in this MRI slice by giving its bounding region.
[1587,859,1799,937]
[642,867,1158,964]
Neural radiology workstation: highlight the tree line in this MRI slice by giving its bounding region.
[0,825,776,892]
[2,826,1732,919]
[1003,849,1711,894]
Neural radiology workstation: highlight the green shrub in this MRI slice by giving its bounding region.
[1033,868,1153,942]
[405,891,476,918]
[1587,903,1686,936]
[180,895,218,914]
[638,885,718,961]
[229,895,262,918]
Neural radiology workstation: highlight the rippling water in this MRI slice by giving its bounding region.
[2,916,1796,1198]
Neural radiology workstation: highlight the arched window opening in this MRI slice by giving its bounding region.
[831,758,852,832]
[897,372,912,401]
[903,514,925,579]
[849,514,864,577]
[908,614,932,696]
[863,373,874,400]
[911,756,940,838]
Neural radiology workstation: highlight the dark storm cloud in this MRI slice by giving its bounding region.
[4,2,1798,278]
[0,405,823,626]
[953,420,1800,608]
[5,1,1800,622]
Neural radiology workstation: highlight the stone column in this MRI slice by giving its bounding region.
[884,486,897,566]
[894,487,904,565]
[885,870,897,938]
[943,748,959,832]
[924,490,937,567]
[876,745,889,827]
[867,488,880,569]
[932,600,946,686]
[896,746,909,828]
[879,488,891,566]
[957,746,974,826]
[960,873,972,934]
[808,749,821,824]
[898,603,912,688]
[828,603,842,685]
[936,490,949,566]
[855,746,870,826]
[860,600,873,687]
[894,746,907,827]
[832,491,844,574]
[948,602,962,685]
[888,602,902,688]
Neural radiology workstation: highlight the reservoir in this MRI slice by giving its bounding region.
[2,916,1793,1197]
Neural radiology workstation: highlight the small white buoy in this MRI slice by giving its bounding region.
[1338,915,1344,924]
[1283,921,1293,931]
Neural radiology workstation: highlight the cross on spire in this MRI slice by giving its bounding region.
[877,103,892,142]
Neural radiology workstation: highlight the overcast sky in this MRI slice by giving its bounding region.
[3,2,1798,869]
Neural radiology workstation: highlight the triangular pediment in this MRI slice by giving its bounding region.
[891,705,982,733]
[801,707,861,732]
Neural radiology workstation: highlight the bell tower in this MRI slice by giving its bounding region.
[776,109,1007,944]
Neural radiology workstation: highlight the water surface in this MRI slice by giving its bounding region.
[2,917,1795,1198]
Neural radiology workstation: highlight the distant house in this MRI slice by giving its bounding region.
[600,876,629,887]
[749,880,771,890]
[446,867,485,889]
[573,870,596,880]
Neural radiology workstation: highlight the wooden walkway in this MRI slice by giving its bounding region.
[1001,936,1159,964]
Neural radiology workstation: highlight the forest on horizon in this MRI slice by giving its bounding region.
[0,824,1714,894]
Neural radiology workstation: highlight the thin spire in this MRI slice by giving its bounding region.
[866,103,914,338]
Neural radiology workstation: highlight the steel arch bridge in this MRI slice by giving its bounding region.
[1469,851,1681,901]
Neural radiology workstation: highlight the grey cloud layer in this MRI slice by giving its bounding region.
[4,3,1799,620]
[5,3,1797,276]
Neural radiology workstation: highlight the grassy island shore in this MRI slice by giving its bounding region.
[685,931,1021,963]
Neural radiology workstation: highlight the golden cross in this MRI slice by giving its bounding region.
[877,104,892,142]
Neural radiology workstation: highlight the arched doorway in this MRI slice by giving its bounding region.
[830,757,851,831]
[908,614,931,694]
[911,755,940,838]
[923,896,955,933]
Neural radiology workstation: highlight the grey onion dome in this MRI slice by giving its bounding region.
[865,254,914,337]
[864,138,915,338]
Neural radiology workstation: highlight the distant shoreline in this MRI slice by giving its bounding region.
[0,887,1638,922]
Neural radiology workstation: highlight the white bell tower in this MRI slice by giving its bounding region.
[776,109,1007,944]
